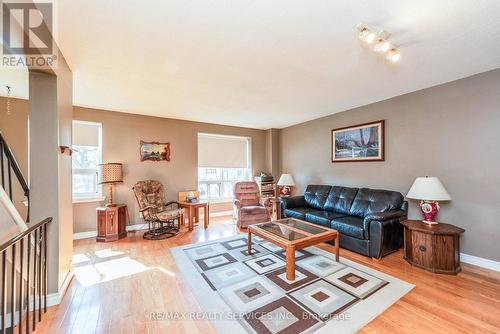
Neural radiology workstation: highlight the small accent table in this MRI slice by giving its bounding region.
[269,197,282,220]
[96,204,127,242]
[179,201,210,231]
[401,220,465,274]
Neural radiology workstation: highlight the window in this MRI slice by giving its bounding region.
[198,167,250,200]
[72,121,102,200]
[198,134,251,201]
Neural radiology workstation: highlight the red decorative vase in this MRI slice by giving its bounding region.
[279,185,291,197]
[420,200,440,224]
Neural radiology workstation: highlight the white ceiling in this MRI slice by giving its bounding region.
[2,0,500,129]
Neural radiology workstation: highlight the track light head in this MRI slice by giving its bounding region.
[386,48,401,63]
[374,40,391,53]
[356,23,376,44]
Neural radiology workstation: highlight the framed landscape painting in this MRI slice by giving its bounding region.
[331,120,385,162]
[140,141,171,162]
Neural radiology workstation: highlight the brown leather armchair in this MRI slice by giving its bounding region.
[233,181,271,228]
[132,180,184,239]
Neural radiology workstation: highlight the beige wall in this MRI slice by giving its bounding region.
[73,107,267,233]
[265,128,281,179]
[1,99,265,233]
[280,69,500,261]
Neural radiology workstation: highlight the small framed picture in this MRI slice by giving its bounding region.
[140,141,171,162]
[331,120,385,162]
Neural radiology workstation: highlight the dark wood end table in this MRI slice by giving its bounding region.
[96,204,127,242]
[401,219,465,274]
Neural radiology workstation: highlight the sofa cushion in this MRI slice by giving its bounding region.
[331,216,366,239]
[323,186,359,214]
[284,207,317,220]
[240,205,268,215]
[305,211,347,228]
[349,188,404,218]
[304,185,332,210]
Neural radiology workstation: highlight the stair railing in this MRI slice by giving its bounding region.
[0,132,30,222]
[0,218,51,334]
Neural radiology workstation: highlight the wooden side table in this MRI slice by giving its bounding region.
[269,197,282,220]
[96,204,127,242]
[179,201,209,231]
[401,220,465,274]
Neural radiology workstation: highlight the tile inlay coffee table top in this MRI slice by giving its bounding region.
[248,218,339,281]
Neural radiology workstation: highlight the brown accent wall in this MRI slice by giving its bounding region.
[280,69,500,261]
[73,107,266,232]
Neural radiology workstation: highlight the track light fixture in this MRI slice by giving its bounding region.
[356,24,400,63]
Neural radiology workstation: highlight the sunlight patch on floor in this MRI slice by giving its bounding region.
[74,256,176,287]
[72,253,91,265]
[95,248,125,258]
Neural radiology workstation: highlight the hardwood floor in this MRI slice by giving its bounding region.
[36,216,500,333]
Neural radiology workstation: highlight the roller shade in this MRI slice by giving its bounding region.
[73,121,100,146]
[198,134,249,168]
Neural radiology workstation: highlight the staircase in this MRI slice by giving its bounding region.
[0,132,52,333]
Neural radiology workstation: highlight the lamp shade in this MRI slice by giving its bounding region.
[277,174,295,186]
[406,176,451,201]
[99,163,123,184]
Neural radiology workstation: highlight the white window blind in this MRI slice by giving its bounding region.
[198,134,250,168]
[73,122,100,146]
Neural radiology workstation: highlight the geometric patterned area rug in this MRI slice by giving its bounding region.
[172,235,414,334]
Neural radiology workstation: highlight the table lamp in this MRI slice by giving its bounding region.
[99,163,123,207]
[277,174,295,197]
[406,176,451,225]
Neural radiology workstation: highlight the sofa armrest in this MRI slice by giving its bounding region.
[363,210,407,225]
[280,196,305,210]
[165,201,181,208]
[365,210,407,258]
[233,199,242,209]
[368,217,405,258]
[139,205,155,213]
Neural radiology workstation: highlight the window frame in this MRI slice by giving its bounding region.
[72,120,103,201]
[198,167,251,202]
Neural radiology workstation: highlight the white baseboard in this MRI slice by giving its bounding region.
[210,210,233,217]
[73,213,234,240]
[46,270,74,307]
[73,223,148,240]
[73,230,98,240]
[126,223,149,231]
[460,253,500,272]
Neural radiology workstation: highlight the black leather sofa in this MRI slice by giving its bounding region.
[281,185,408,259]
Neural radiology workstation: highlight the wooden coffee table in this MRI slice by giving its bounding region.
[248,218,339,280]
